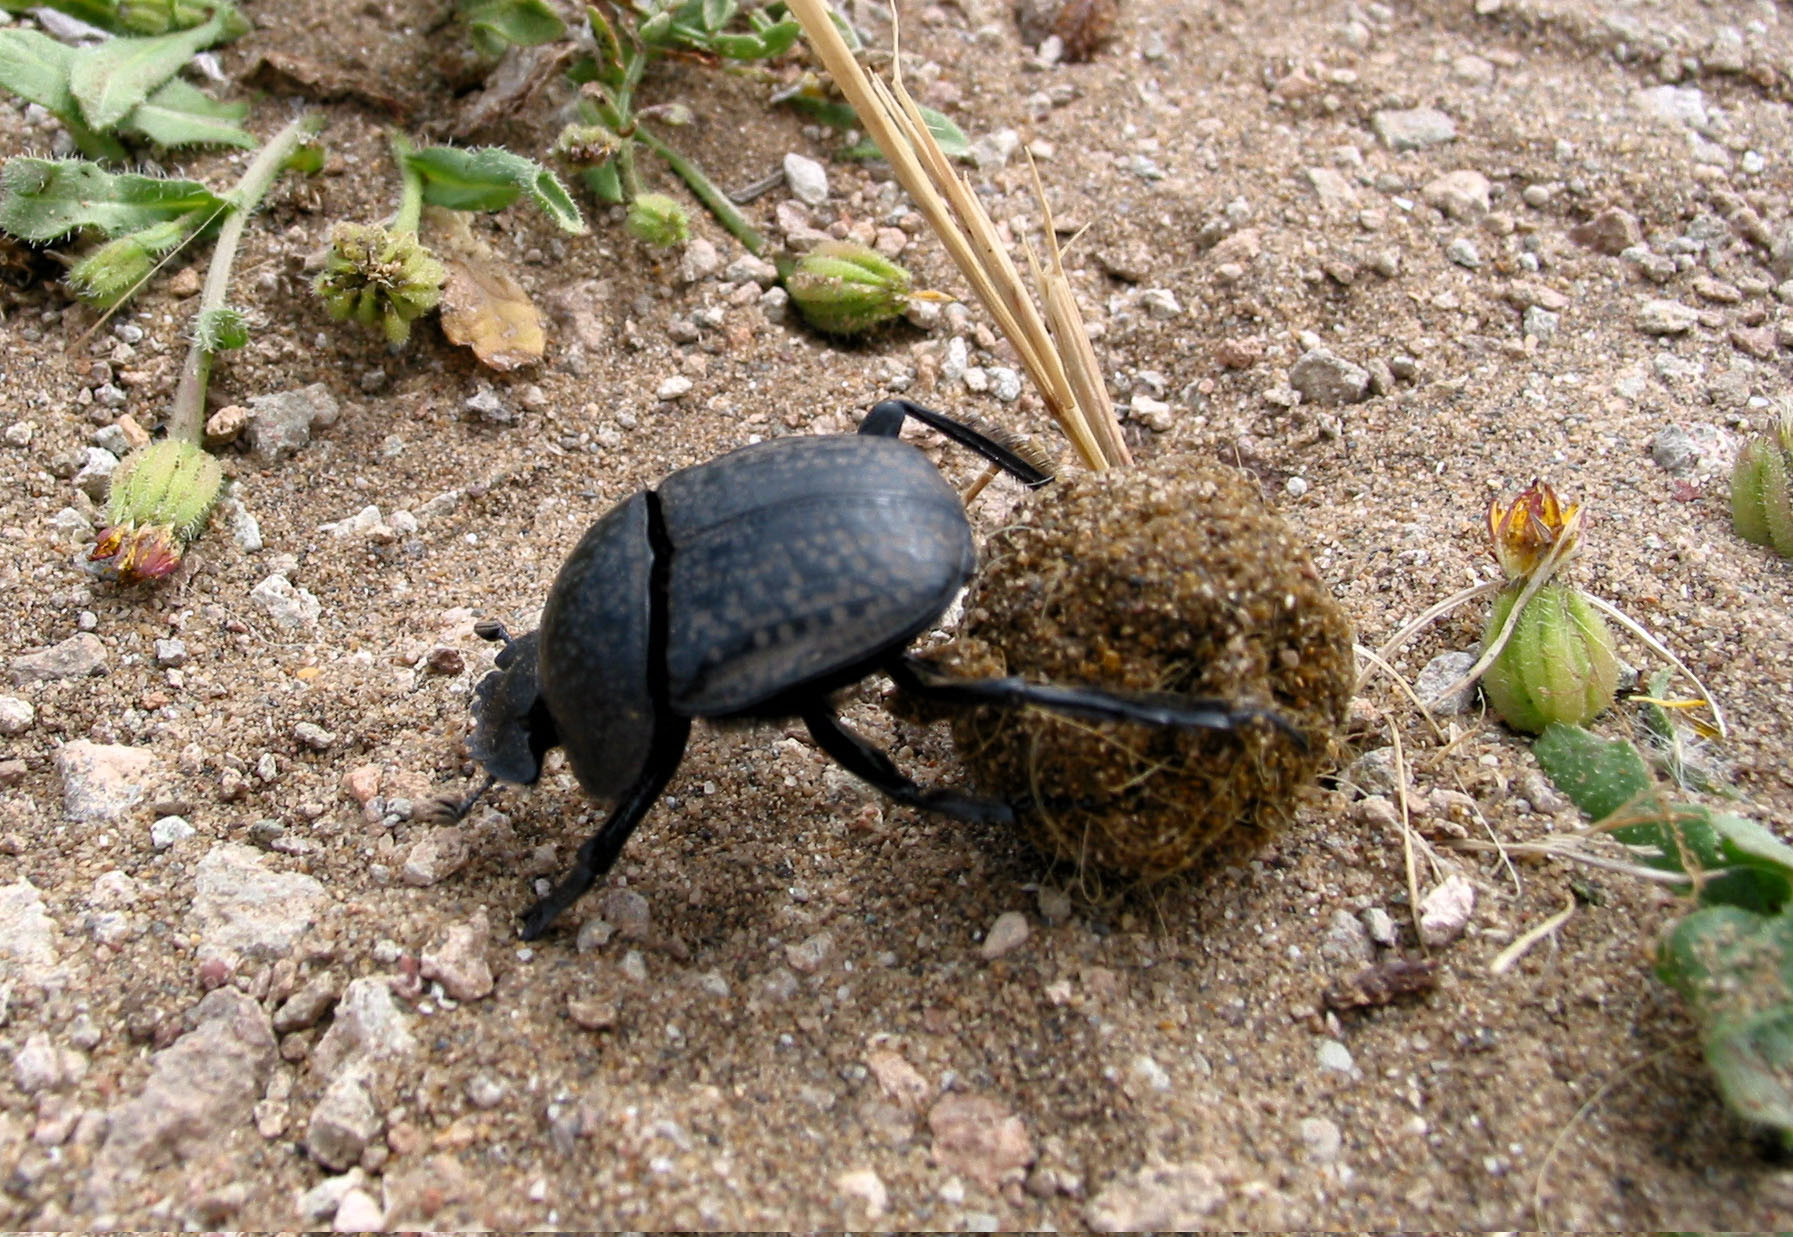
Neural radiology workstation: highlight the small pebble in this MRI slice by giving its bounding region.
[150,815,195,849]
[980,911,1030,960]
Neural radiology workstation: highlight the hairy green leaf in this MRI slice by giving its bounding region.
[582,160,625,204]
[1534,724,1651,823]
[408,146,586,233]
[68,5,235,130]
[0,157,223,241]
[120,75,253,147]
[1660,904,1793,1146]
[699,0,732,31]
[0,28,77,115]
[459,0,566,56]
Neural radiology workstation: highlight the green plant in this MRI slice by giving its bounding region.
[1473,481,1618,732]
[1535,722,1793,1147]
[553,1,800,255]
[0,0,246,35]
[0,2,250,160]
[0,117,322,581]
[313,134,584,349]
[1732,408,1793,558]
[456,0,567,57]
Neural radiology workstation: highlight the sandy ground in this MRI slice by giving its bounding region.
[2,0,1793,1228]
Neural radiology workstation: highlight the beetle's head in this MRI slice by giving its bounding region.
[468,624,560,785]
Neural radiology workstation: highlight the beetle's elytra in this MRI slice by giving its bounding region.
[439,399,1300,938]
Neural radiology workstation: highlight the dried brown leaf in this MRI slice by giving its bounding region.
[425,209,545,372]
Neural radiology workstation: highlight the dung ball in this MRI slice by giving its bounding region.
[942,463,1354,880]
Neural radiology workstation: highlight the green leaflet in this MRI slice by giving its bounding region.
[408,146,586,234]
[1660,904,1793,1147]
[120,75,253,148]
[0,157,224,241]
[68,5,235,130]
[459,0,566,57]
[0,28,78,115]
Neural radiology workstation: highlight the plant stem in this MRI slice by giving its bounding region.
[387,130,426,233]
[635,123,768,256]
[167,113,320,445]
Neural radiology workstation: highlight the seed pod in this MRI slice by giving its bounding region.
[1731,413,1793,557]
[624,193,689,248]
[314,223,446,346]
[786,240,913,335]
[1480,579,1619,734]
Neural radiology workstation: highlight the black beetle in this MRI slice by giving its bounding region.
[441,399,1298,938]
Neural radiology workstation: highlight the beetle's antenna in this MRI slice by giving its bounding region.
[416,774,496,825]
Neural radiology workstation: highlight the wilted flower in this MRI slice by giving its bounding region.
[1487,478,1581,581]
[1479,480,1616,733]
[786,240,913,335]
[1731,409,1793,558]
[91,440,223,583]
[624,192,689,248]
[314,223,446,346]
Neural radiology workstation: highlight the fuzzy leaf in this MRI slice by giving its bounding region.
[459,0,565,56]
[1660,904,1793,1146]
[699,0,733,31]
[120,75,253,148]
[1533,724,1651,823]
[0,157,223,241]
[0,28,78,115]
[0,0,116,26]
[582,160,625,204]
[68,5,235,130]
[409,145,586,233]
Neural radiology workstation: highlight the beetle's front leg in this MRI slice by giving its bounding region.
[520,714,693,939]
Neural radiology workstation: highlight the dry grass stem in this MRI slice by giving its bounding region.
[1489,893,1576,975]
[784,0,1124,470]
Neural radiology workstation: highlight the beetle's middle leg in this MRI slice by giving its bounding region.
[519,714,693,940]
[801,703,1016,824]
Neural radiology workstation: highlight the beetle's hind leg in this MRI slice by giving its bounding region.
[802,703,1016,825]
[519,715,693,940]
[890,654,1306,746]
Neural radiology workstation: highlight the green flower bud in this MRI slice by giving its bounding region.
[1481,580,1619,734]
[786,240,912,335]
[625,193,689,248]
[313,223,446,347]
[66,219,190,308]
[195,306,249,352]
[553,123,623,169]
[93,440,225,583]
[1731,412,1793,557]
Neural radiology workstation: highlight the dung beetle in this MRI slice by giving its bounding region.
[441,399,1298,938]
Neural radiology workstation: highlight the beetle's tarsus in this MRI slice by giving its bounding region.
[415,774,495,825]
[801,702,1015,824]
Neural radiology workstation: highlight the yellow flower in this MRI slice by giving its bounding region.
[1487,479,1581,581]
